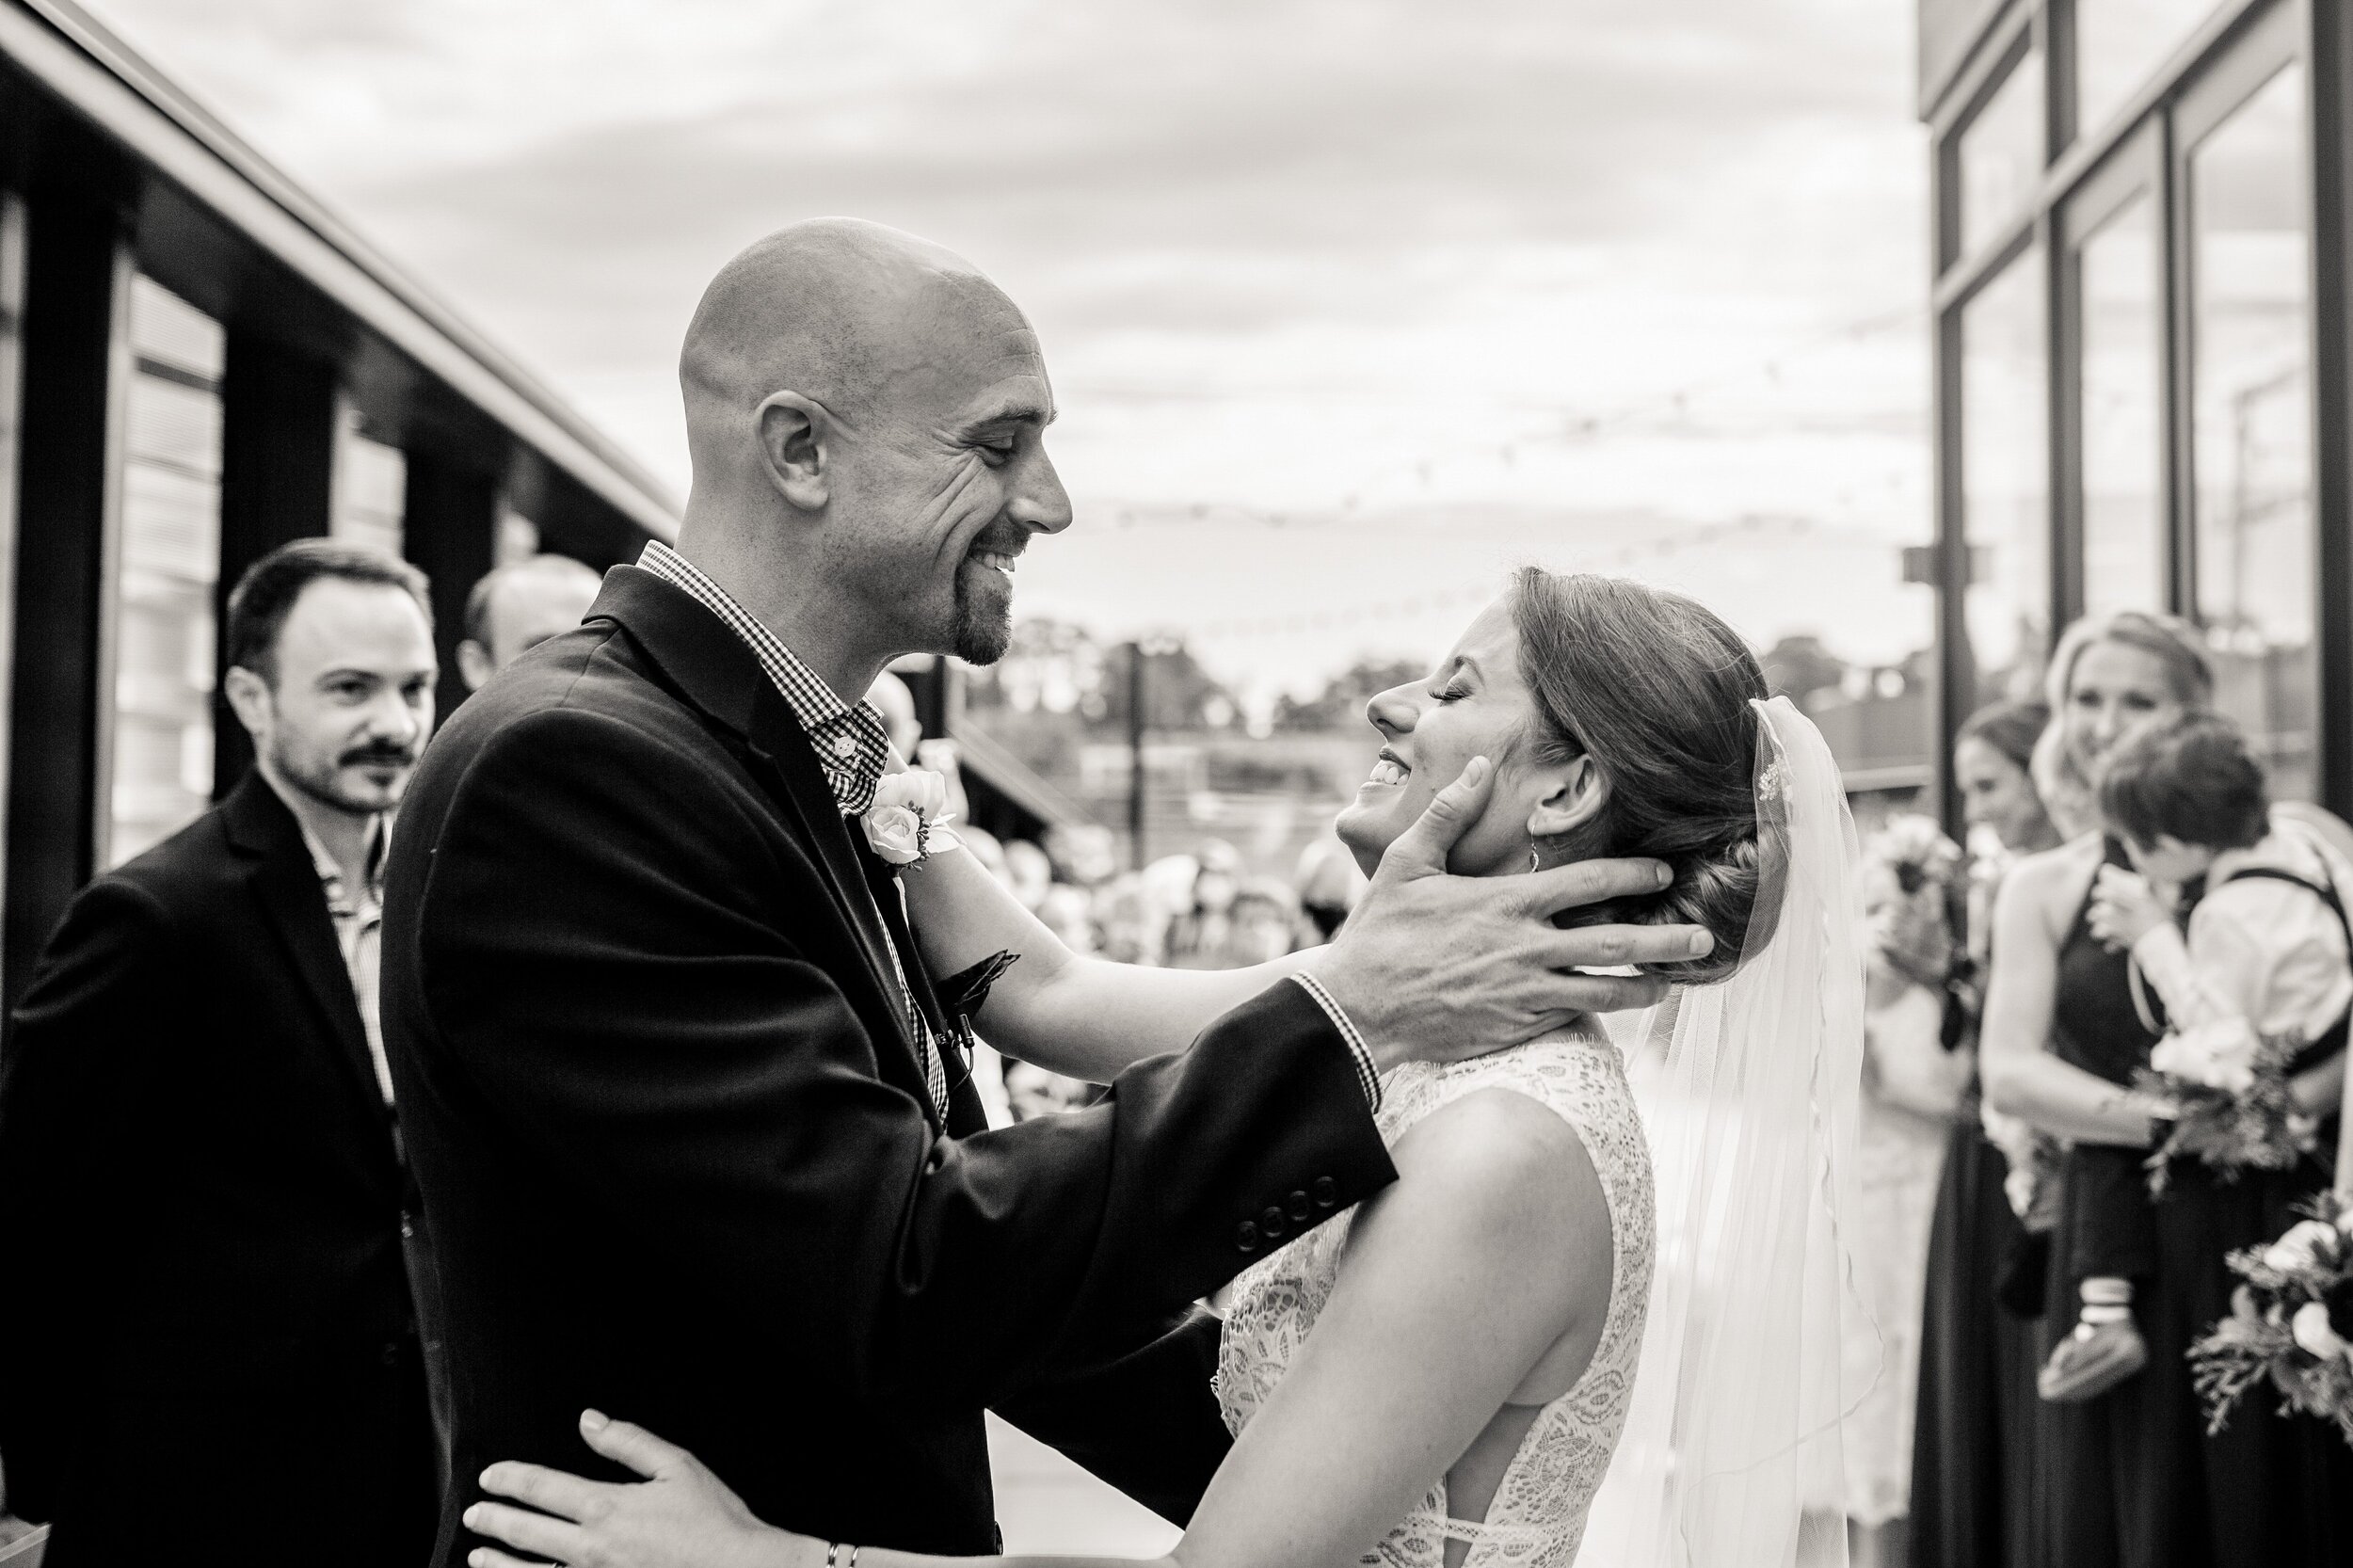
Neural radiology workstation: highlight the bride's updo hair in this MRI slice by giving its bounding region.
[1512,568,1775,984]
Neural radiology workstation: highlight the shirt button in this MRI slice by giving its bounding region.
[1235,1221,1260,1254]
[1260,1206,1288,1240]
[833,736,856,758]
[1312,1176,1338,1208]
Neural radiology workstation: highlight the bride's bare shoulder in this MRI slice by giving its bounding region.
[1381,1087,1610,1261]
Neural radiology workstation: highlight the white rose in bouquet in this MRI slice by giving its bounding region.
[2150,1017,2262,1096]
[2265,1218,2342,1275]
[2290,1301,2352,1365]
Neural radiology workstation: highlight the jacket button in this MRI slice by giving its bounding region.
[1312,1176,1338,1208]
[1260,1206,1288,1240]
[1235,1221,1260,1253]
[1288,1190,1312,1221]
[380,1340,404,1367]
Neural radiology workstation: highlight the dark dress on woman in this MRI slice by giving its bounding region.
[1909,1085,2049,1568]
[2040,840,2352,1568]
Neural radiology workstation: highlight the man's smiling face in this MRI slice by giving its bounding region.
[824,274,1072,664]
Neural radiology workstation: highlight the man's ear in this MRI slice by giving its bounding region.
[754,392,831,511]
[1527,753,1609,842]
[456,638,495,693]
[222,665,273,741]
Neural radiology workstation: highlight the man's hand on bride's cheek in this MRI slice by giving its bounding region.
[466,1410,816,1568]
[1311,757,1710,1069]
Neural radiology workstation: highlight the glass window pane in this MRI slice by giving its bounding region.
[332,410,407,560]
[1959,47,2045,261]
[1961,250,2052,704]
[2077,194,2166,616]
[109,278,224,867]
[2189,64,2313,800]
[2076,0,2223,140]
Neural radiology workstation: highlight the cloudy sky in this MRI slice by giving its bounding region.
[87,0,1935,701]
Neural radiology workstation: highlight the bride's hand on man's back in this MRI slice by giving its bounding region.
[1309,758,1710,1073]
[464,1411,808,1568]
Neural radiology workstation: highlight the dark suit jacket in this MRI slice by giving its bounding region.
[0,773,434,1559]
[380,566,1398,1562]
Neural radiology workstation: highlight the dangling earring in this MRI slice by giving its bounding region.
[1529,848,1542,873]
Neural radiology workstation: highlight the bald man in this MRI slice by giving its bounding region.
[456,553,603,690]
[381,219,1687,1565]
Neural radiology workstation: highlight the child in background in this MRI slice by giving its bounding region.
[2040,712,2353,1400]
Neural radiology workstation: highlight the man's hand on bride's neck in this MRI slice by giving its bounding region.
[1308,757,1711,1074]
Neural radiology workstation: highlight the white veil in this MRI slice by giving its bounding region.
[1581,695,1875,1567]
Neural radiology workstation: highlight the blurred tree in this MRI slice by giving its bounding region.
[1759,633,1849,709]
[1272,656,1426,732]
[963,621,1238,733]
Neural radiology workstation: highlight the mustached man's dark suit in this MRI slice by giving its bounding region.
[0,773,436,1565]
[380,565,1398,1566]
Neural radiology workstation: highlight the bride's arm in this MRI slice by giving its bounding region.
[464,1091,1607,1568]
[904,846,1316,1082]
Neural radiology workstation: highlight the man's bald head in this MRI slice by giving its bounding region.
[681,219,1016,439]
[670,217,1072,687]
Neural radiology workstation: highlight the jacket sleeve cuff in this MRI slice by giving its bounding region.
[1289,973,1382,1110]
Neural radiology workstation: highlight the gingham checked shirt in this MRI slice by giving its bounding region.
[640,541,952,1117]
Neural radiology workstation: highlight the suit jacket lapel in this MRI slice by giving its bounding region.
[221,775,390,1128]
[585,568,940,1119]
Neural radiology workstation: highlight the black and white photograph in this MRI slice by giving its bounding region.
[0,2,2350,1566]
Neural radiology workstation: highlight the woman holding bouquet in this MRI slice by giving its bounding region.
[1840,815,1976,1564]
[1981,612,2348,1567]
[1910,699,2059,1568]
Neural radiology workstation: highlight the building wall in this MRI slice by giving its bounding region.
[1920,0,2350,822]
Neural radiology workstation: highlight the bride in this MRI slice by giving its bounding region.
[463,569,1871,1568]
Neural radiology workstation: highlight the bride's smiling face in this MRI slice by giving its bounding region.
[1335,595,1590,880]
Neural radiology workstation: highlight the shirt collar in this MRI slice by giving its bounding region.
[259,770,386,904]
[637,541,892,815]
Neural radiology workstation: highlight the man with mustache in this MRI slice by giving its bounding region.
[0,539,442,1563]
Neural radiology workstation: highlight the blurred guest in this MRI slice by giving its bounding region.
[1165,840,1241,968]
[1044,822,1118,888]
[455,552,601,690]
[1226,877,1310,967]
[2054,714,2348,1392]
[0,541,441,1563]
[867,669,924,759]
[1982,611,2350,1566]
[1296,835,1368,941]
[1094,872,1168,967]
[1840,816,1976,1562]
[1002,837,1054,913]
[1032,884,1098,954]
[1913,699,2061,1568]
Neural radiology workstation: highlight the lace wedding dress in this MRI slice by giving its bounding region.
[1215,1032,1657,1567]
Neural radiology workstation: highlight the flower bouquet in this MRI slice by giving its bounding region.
[2135,1017,2314,1198]
[2188,1200,2353,1444]
[1863,815,1964,992]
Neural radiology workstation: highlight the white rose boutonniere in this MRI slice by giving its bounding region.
[861,769,959,868]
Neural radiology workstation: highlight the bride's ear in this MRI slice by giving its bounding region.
[1526,754,1609,841]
